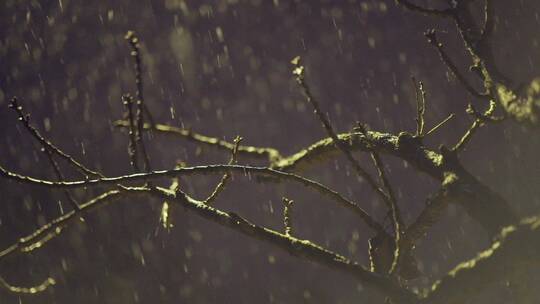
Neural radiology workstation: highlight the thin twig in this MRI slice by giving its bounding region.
[113,123,437,180]
[479,0,495,43]
[291,56,393,215]
[0,190,124,262]
[0,164,385,234]
[355,124,402,275]
[7,97,94,211]
[398,0,530,124]
[425,113,455,136]
[41,148,80,211]
[292,58,406,276]
[122,94,140,172]
[453,0,513,89]
[127,186,417,302]
[454,117,482,152]
[204,136,242,205]
[8,97,104,178]
[0,276,56,294]
[411,77,426,137]
[125,31,152,172]
[114,120,282,163]
[424,30,489,99]
[0,190,127,294]
[453,100,502,152]
[282,197,294,236]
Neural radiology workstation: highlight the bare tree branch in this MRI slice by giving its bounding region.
[424,113,455,136]
[0,164,385,234]
[0,190,128,294]
[291,57,397,236]
[0,276,56,295]
[126,185,418,303]
[1,1,537,301]
[203,136,242,205]
[122,94,141,172]
[113,120,282,163]
[282,197,294,236]
[0,190,124,262]
[125,30,152,172]
[424,30,489,99]
[453,100,503,152]
[354,124,403,276]
[412,77,427,137]
[422,216,540,304]
[7,97,104,179]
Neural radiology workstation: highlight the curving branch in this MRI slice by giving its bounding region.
[8,100,80,210]
[26,122,518,238]
[273,131,517,237]
[0,190,129,294]
[422,215,540,304]
[122,94,141,173]
[424,30,489,99]
[125,30,152,172]
[0,276,56,295]
[0,1,536,301]
[453,100,503,152]
[0,164,385,234]
[7,97,104,179]
[291,57,395,218]
[404,0,540,126]
[0,128,518,245]
[203,136,242,205]
[125,185,418,303]
[0,187,411,301]
[0,191,125,262]
[113,120,282,163]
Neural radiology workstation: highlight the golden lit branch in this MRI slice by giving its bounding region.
[0,164,384,234]
[8,97,104,179]
[124,186,417,303]
[114,120,282,163]
[0,276,56,294]
[204,136,242,205]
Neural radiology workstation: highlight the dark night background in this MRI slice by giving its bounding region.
[1,0,539,303]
